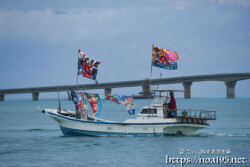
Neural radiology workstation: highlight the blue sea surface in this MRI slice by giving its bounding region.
[0,98,249,167]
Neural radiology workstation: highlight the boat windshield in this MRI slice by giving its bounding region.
[153,96,162,105]
[140,108,157,114]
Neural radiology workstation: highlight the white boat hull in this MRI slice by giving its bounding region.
[44,109,209,136]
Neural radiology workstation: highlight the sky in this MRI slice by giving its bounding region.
[0,0,250,99]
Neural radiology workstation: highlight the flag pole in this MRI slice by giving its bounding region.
[75,43,80,119]
[77,43,80,90]
[147,44,154,117]
[57,90,61,114]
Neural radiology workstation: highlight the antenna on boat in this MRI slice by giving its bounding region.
[57,91,61,114]
[157,73,162,91]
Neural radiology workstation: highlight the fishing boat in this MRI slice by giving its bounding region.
[42,45,216,136]
[42,90,216,136]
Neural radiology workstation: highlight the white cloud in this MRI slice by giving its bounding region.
[175,1,187,10]
[0,8,119,43]
[210,0,250,7]
[147,0,188,11]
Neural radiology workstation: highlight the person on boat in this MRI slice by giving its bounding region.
[168,91,177,118]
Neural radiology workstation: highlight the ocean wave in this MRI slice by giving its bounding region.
[25,128,59,132]
[0,150,20,155]
[195,133,250,137]
[0,129,59,133]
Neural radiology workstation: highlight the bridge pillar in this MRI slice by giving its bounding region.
[142,79,151,98]
[182,82,192,99]
[32,92,39,101]
[143,84,150,97]
[225,81,236,98]
[104,88,112,99]
[0,94,4,101]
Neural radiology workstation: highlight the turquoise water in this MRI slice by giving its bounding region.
[0,98,249,166]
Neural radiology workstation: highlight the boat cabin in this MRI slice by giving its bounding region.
[137,90,216,121]
[137,94,169,118]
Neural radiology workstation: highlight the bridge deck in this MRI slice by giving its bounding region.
[0,73,249,94]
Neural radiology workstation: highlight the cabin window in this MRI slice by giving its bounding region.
[140,108,157,114]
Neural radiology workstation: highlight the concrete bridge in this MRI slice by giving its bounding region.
[0,73,249,101]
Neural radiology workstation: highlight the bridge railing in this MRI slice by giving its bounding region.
[177,109,216,120]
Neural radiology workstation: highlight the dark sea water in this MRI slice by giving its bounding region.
[0,98,249,167]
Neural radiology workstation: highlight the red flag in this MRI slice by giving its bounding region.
[78,49,101,81]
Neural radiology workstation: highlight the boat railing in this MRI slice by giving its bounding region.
[177,109,216,120]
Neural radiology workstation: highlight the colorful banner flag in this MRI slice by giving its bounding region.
[78,49,101,83]
[152,46,179,70]
[68,90,88,119]
[105,94,136,115]
[122,96,136,115]
[84,92,102,117]
[105,94,122,104]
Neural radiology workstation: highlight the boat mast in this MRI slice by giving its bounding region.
[77,43,80,90]
[147,44,154,117]
[75,43,80,119]
[57,91,61,114]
